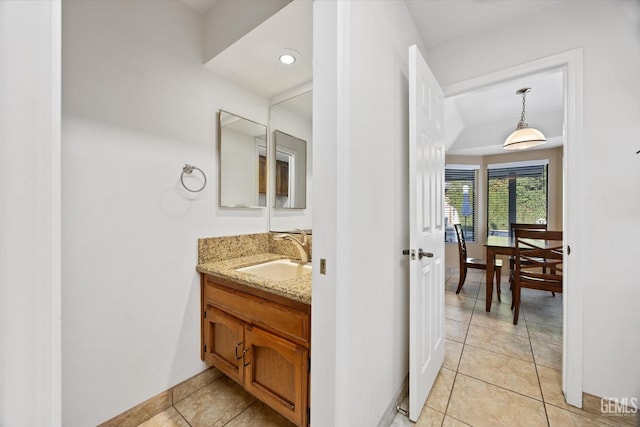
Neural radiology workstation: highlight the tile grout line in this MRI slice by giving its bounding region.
[221,398,259,426]
[451,273,550,421]
[454,371,546,404]
[489,273,555,415]
[525,310,552,427]
[445,272,567,426]
[170,382,193,427]
[438,275,478,426]
[169,375,219,427]
[463,317,537,364]
[441,351,461,426]
[170,374,248,427]
[440,275,484,426]
[467,317,530,338]
[461,340,534,366]
[542,401,636,427]
[172,405,193,427]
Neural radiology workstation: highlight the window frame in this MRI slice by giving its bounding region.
[486,160,549,237]
[445,164,479,243]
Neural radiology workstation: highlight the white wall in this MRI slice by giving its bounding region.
[0,1,61,426]
[220,128,260,206]
[62,1,270,425]
[428,0,640,403]
[313,1,425,425]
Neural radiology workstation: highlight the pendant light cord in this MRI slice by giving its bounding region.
[517,91,529,130]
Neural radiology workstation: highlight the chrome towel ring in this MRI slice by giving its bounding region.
[180,164,207,193]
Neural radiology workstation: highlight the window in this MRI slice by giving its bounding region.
[445,166,478,243]
[487,161,548,236]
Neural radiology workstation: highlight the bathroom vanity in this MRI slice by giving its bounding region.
[197,234,311,426]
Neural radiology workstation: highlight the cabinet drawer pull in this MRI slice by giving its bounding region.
[235,342,243,360]
[242,348,250,367]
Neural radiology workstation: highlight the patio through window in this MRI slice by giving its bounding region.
[445,165,478,243]
[487,161,548,236]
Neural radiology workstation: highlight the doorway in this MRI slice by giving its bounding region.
[441,49,584,407]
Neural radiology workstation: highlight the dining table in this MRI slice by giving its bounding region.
[484,234,561,311]
[484,235,517,312]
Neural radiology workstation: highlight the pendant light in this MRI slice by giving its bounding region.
[503,88,546,150]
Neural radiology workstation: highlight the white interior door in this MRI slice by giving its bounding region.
[408,44,445,422]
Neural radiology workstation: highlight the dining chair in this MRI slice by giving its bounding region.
[509,223,548,268]
[454,224,502,301]
[512,229,563,325]
[508,223,549,289]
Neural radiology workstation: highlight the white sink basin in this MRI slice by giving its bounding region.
[237,259,312,281]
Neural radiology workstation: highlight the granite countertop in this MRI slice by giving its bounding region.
[197,253,312,304]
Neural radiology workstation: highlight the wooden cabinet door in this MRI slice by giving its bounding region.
[275,160,289,196]
[203,306,244,385]
[258,155,267,194]
[244,325,308,426]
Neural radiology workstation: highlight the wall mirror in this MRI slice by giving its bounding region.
[219,110,267,208]
[273,130,307,209]
[269,90,312,230]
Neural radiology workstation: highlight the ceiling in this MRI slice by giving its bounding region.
[405,0,560,49]
[203,0,312,99]
[452,72,563,128]
[446,69,564,155]
[197,0,564,155]
[180,0,218,14]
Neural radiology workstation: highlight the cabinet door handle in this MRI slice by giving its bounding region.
[242,348,250,367]
[235,342,243,360]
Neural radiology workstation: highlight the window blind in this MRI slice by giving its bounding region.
[487,164,548,236]
[445,168,477,242]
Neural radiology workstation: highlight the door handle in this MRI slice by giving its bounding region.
[418,248,433,259]
[402,249,433,259]
[234,342,243,360]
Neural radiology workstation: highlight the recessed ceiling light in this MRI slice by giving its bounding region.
[275,49,301,66]
[279,54,296,65]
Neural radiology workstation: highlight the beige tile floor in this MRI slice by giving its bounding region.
[140,269,636,427]
[137,374,295,427]
[392,270,637,427]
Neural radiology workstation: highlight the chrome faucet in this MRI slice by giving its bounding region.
[273,229,310,263]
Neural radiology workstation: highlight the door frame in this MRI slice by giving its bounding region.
[0,0,62,425]
[441,48,584,407]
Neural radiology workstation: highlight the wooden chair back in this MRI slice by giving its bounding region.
[509,223,549,273]
[454,223,503,300]
[510,222,547,237]
[512,229,563,324]
[453,224,467,268]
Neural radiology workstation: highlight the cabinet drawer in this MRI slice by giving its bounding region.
[204,281,309,346]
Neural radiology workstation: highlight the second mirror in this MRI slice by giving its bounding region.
[273,130,307,209]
